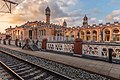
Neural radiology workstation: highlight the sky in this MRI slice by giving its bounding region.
[0,0,120,33]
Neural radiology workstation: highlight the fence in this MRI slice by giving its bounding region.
[38,36,75,42]
[11,40,15,46]
[0,39,74,54]
[47,42,74,53]
[0,39,42,49]
[82,43,120,60]
[0,38,120,63]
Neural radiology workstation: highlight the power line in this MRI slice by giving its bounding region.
[0,0,25,13]
[0,4,5,10]
[0,0,18,13]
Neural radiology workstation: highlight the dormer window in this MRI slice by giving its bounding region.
[100,25,102,27]
[107,24,110,26]
[113,28,119,33]
[115,23,118,25]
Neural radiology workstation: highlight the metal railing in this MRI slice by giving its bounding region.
[82,43,120,60]
[47,42,74,53]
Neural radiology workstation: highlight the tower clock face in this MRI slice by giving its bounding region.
[46,11,50,14]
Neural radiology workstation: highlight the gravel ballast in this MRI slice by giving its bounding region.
[0,47,111,80]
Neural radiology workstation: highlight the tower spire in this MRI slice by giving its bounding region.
[63,19,67,27]
[83,14,88,27]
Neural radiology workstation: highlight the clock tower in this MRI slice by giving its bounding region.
[45,6,50,23]
[83,14,88,27]
[63,19,67,27]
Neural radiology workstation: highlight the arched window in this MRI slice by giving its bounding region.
[93,30,97,41]
[44,29,46,36]
[77,31,80,38]
[57,33,60,40]
[41,30,43,36]
[39,30,41,36]
[70,31,74,38]
[18,30,20,39]
[105,29,110,41]
[80,31,84,40]
[113,28,120,41]
[113,28,119,33]
[86,31,91,41]
[60,33,62,36]
[57,34,59,36]
[21,31,23,40]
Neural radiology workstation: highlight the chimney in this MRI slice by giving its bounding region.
[10,26,12,28]
[114,21,119,24]
[92,24,96,27]
[99,23,103,27]
[106,22,110,26]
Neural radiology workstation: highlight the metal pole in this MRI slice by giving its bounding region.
[108,48,113,63]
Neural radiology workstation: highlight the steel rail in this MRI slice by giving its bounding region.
[0,61,24,80]
[0,50,73,80]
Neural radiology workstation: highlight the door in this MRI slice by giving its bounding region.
[29,30,32,39]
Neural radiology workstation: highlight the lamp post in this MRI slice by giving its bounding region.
[100,30,103,41]
[35,28,37,40]
[53,27,56,41]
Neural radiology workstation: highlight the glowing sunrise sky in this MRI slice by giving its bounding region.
[0,0,120,33]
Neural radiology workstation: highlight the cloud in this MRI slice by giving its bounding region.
[110,0,120,5]
[106,9,120,21]
[8,14,27,24]
[5,0,70,24]
[98,20,103,23]
[68,9,82,17]
[113,17,119,21]
[7,0,81,27]
[0,0,81,27]
[89,18,105,25]
[92,8,100,14]
[90,17,96,21]
[58,0,77,7]
[90,17,96,24]
[0,0,22,13]
[0,1,11,13]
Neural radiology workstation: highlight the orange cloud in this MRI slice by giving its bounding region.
[8,14,27,24]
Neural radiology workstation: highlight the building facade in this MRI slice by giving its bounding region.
[5,6,120,42]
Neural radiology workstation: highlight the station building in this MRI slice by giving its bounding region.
[5,6,120,42]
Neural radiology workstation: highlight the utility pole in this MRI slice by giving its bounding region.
[0,0,18,13]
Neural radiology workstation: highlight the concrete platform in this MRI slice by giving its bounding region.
[0,44,120,79]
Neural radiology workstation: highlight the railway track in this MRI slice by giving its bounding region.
[0,61,19,80]
[0,51,72,80]
[0,47,114,80]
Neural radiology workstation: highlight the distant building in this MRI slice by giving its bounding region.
[0,33,6,39]
[5,6,120,42]
[5,26,14,39]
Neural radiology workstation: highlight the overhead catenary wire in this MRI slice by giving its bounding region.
[0,4,5,10]
[0,0,25,14]
[10,0,25,11]
[0,0,17,13]
[0,0,26,24]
